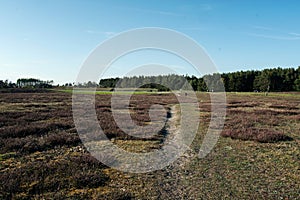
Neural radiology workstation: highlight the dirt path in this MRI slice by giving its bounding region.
[103,104,204,199]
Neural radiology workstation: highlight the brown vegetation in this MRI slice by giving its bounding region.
[0,91,299,199]
[0,91,178,199]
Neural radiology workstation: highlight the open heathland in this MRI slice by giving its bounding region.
[0,91,299,199]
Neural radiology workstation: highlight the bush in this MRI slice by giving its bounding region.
[221,128,293,143]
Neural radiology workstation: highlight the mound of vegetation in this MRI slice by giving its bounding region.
[221,128,293,143]
[221,98,298,143]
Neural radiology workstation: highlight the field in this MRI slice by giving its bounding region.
[0,91,299,199]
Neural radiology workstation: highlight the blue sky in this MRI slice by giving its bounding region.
[1,0,300,84]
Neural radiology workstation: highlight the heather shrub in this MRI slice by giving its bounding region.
[221,128,292,143]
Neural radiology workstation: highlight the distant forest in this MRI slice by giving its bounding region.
[1,67,300,92]
[98,67,300,92]
[0,78,53,89]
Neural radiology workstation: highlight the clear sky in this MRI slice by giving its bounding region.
[1,0,300,84]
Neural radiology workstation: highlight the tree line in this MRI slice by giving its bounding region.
[98,67,300,92]
[1,67,300,92]
[220,67,300,92]
[0,78,53,89]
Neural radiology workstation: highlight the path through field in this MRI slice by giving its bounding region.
[101,93,300,199]
[0,92,299,199]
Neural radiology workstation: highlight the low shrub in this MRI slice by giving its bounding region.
[221,128,293,143]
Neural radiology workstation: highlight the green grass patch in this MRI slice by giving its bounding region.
[0,152,16,161]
